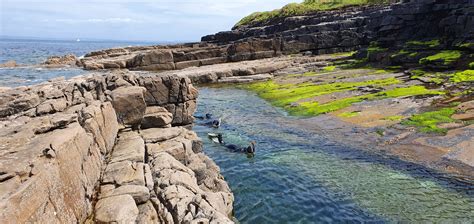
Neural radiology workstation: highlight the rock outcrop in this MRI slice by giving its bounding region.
[43,54,81,67]
[76,0,473,74]
[0,60,17,68]
[0,71,234,223]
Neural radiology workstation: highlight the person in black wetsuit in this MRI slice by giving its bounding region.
[210,133,256,155]
[195,113,213,120]
[205,118,221,128]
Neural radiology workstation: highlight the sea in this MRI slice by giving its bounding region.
[0,38,160,87]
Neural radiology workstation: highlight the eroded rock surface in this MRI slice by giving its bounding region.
[0,70,233,223]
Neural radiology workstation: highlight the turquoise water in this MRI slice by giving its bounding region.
[194,87,474,223]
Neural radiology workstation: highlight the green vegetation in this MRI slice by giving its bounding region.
[246,77,400,107]
[409,52,419,57]
[323,65,337,72]
[419,50,462,65]
[383,115,404,121]
[458,43,474,48]
[330,51,357,57]
[367,42,387,55]
[450,70,474,83]
[410,69,426,79]
[469,62,474,69]
[402,108,456,133]
[407,39,440,48]
[294,86,442,116]
[391,49,409,58]
[339,111,361,118]
[235,0,395,27]
[250,83,444,116]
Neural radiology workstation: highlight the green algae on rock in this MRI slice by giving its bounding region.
[419,50,462,66]
[407,39,440,48]
[245,77,400,107]
[450,70,474,83]
[401,108,457,134]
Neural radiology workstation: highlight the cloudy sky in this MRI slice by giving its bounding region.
[0,0,299,42]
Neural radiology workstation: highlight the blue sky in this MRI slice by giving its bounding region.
[0,0,299,42]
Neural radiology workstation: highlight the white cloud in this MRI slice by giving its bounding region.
[52,18,142,24]
[1,0,300,41]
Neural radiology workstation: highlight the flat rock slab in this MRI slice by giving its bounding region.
[103,161,145,186]
[95,195,139,223]
[110,131,145,163]
[140,127,183,143]
[100,185,150,204]
[218,73,273,83]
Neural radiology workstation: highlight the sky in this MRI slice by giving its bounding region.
[0,0,300,42]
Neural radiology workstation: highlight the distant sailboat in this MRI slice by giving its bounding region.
[76,38,81,42]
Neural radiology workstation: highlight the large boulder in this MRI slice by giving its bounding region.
[111,86,147,127]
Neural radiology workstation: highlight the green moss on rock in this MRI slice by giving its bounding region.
[450,70,474,83]
[402,108,456,134]
[419,50,462,66]
[407,39,440,48]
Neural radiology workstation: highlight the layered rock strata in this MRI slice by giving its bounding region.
[0,71,233,223]
[79,0,473,73]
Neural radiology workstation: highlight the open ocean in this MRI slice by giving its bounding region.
[0,38,158,87]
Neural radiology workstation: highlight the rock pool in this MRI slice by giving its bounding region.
[194,86,474,223]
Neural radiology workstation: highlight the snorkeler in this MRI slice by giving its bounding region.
[208,133,256,154]
[195,113,213,120]
[204,118,221,128]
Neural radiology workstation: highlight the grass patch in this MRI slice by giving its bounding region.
[339,111,361,118]
[383,115,404,121]
[410,69,426,79]
[402,108,456,134]
[323,66,337,72]
[235,0,395,27]
[407,39,440,48]
[330,51,357,57]
[458,43,474,48]
[450,70,474,83]
[419,50,462,66]
[391,49,409,58]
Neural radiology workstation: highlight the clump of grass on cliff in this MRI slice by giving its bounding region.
[407,39,440,48]
[235,0,395,28]
[402,108,456,133]
[450,70,474,83]
[469,62,474,69]
[419,50,462,66]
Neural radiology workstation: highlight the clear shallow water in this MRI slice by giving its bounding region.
[194,87,474,223]
[0,38,156,87]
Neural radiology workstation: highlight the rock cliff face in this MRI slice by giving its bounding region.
[204,0,473,53]
[78,0,473,73]
[0,71,233,223]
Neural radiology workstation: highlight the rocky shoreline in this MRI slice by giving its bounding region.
[0,72,233,223]
[1,0,473,222]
